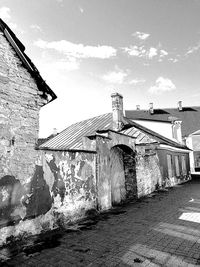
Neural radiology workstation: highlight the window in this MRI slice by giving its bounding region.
[167,154,173,178]
[181,155,186,175]
[175,155,180,177]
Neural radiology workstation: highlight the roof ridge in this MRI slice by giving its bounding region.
[55,112,112,136]
[126,105,200,112]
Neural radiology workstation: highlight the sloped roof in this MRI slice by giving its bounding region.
[39,113,189,151]
[125,106,200,137]
[0,18,56,104]
[40,113,113,150]
[123,118,189,150]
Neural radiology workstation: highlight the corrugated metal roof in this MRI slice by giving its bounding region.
[40,112,189,151]
[125,106,200,137]
[40,113,113,150]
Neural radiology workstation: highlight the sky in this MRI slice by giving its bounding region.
[1,0,200,137]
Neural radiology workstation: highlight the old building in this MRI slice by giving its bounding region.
[125,101,200,173]
[0,19,57,244]
[40,93,190,212]
[0,18,191,245]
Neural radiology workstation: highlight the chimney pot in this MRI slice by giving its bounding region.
[52,128,57,136]
[136,105,140,110]
[149,102,154,114]
[178,101,182,111]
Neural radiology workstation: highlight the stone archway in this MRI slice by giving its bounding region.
[110,145,137,205]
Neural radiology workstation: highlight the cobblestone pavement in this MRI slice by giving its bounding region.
[2,178,200,266]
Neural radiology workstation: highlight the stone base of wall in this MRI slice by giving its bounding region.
[163,174,191,188]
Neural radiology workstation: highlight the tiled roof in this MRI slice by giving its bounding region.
[0,18,56,104]
[120,126,157,144]
[39,113,189,151]
[125,106,200,137]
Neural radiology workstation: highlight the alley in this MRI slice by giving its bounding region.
[2,178,200,266]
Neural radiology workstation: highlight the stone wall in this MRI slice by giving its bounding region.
[0,31,46,184]
[123,150,137,200]
[0,31,49,244]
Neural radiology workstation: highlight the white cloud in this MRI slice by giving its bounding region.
[158,49,168,62]
[124,45,146,57]
[168,58,178,63]
[186,43,200,55]
[0,7,24,35]
[30,24,42,32]
[102,71,128,84]
[160,49,168,57]
[0,7,11,20]
[124,45,170,62]
[149,77,176,94]
[79,6,84,13]
[132,31,150,40]
[34,39,117,59]
[129,79,145,85]
[147,47,158,59]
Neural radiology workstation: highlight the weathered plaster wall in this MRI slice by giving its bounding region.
[0,150,96,245]
[96,137,112,211]
[110,146,126,205]
[136,146,162,198]
[96,132,137,210]
[42,151,97,224]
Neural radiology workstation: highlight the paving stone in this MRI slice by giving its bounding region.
[2,179,200,266]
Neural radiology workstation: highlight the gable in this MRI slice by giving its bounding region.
[0,18,56,105]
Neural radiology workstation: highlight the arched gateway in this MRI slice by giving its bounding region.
[110,145,137,205]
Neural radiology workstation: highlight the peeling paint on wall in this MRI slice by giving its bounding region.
[0,150,97,245]
[136,146,162,197]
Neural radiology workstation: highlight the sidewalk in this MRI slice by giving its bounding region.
[1,178,200,266]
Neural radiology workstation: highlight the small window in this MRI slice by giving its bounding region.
[167,154,173,178]
[175,155,180,177]
[181,155,187,175]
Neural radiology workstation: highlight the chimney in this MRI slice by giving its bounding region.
[178,101,182,111]
[172,120,183,143]
[136,105,140,110]
[111,92,124,131]
[52,127,57,136]
[149,102,154,114]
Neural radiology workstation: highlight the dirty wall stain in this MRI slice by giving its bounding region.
[0,175,25,226]
[25,165,52,219]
